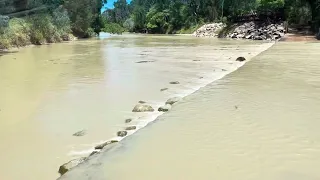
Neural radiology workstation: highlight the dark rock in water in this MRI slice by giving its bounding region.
[95,140,119,150]
[158,104,171,112]
[58,157,87,175]
[170,81,180,84]
[117,131,128,137]
[222,69,227,71]
[73,130,86,137]
[236,57,246,62]
[89,151,99,156]
[136,60,155,63]
[160,88,168,91]
[165,97,181,105]
[193,59,201,62]
[125,118,132,123]
[125,126,137,131]
[132,104,154,112]
[138,101,146,104]
[199,77,204,79]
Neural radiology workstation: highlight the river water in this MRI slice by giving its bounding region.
[1,34,274,180]
[59,41,320,180]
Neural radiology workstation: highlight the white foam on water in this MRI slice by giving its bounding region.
[68,148,95,156]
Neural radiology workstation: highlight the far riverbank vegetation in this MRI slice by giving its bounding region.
[102,0,320,36]
[0,0,106,49]
[1,0,320,50]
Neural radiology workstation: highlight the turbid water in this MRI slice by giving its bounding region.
[0,34,272,180]
[59,41,320,180]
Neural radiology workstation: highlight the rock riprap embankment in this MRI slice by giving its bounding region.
[227,22,286,40]
[194,21,286,40]
[193,23,226,37]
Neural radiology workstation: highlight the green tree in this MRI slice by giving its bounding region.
[146,5,169,33]
[64,0,107,37]
[132,5,147,31]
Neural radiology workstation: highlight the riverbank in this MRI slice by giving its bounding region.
[193,22,320,42]
[193,22,287,40]
[58,40,320,180]
[0,17,76,51]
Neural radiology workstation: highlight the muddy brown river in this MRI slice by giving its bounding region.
[3,35,319,180]
[59,40,320,180]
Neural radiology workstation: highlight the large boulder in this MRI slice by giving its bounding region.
[125,126,137,131]
[132,104,154,112]
[58,157,87,175]
[95,140,118,150]
[125,118,132,123]
[165,97,181,105]
[236,57,246,62]
[158,104,172,112]
[117,131,128,137]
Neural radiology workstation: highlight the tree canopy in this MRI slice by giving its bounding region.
[0,0,107,37]
[101,0,320,34]
[0,0,108,49]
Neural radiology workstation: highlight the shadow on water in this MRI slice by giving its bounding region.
[0,50,18,57]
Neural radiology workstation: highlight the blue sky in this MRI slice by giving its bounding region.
[101,0,132,12]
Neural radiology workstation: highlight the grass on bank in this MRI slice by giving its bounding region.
[0,8,77,50]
